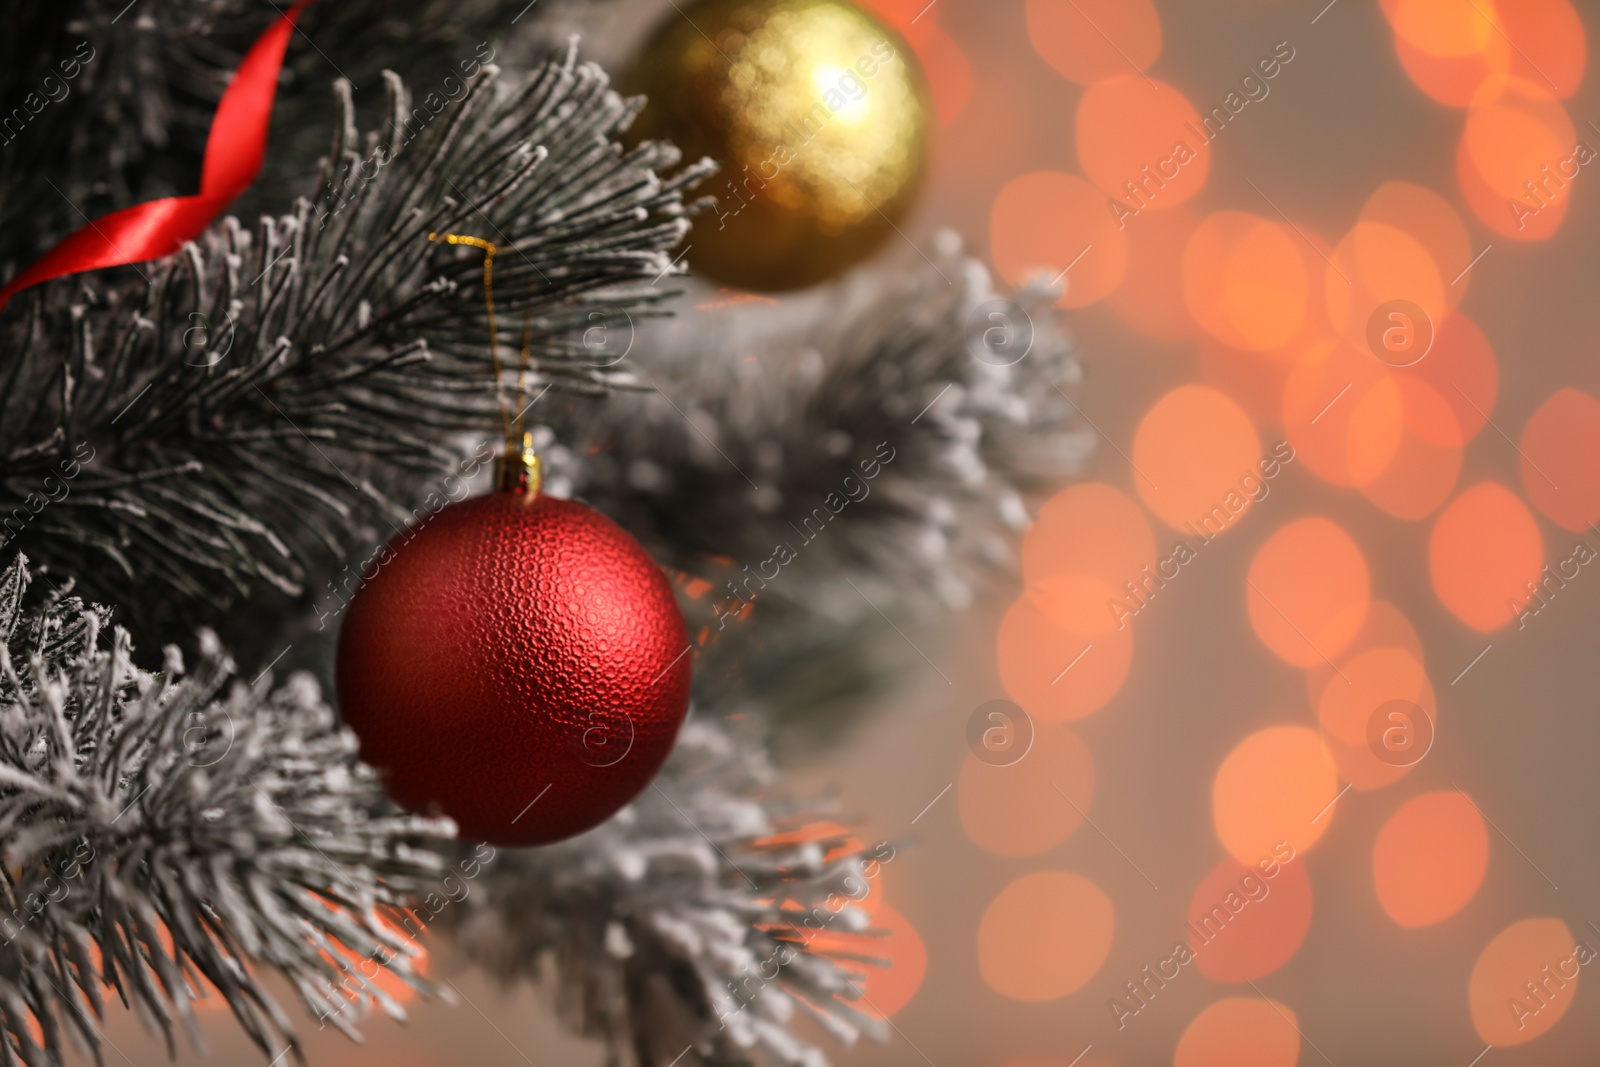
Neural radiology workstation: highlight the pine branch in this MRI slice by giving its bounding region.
[0,553,454,1066]
[536,240,1089,628]
[0,46,713,635]
[446,715,892,1067]
[0,0,600,271]
[0,549,899,1067]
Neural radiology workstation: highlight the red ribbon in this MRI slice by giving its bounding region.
[0,0,315,312]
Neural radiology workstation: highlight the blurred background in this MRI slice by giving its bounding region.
[83,0,1600,1063]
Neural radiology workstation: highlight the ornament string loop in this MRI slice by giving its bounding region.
[426,231,539,495]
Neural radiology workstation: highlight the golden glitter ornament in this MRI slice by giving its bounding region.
[625,0,931,291]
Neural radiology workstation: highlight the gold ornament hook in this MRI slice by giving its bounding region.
[429,230,542,498]
[428,231,513,443]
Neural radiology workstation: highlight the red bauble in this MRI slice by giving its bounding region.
[335,487,691,846]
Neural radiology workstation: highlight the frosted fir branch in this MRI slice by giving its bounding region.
[0,0,593,271]
[445,715,894,1067]
[0,45,713,632]
[0,554,454,1066]
[535,236,1090,632]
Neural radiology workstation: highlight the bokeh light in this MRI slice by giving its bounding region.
[1317,645,1437,790]
[1187,855,1313,982]
[1077,77,1209,210]
[990,171,1128,306]
[1458,77,1577,239]
[1174,997,1301,1067]
[977,871,1114,1001]
[1133,385,1262,532]
[1344,375,1407,486]
[1359,182,1473,305]
[1469,917,1580,1045]
[1429,482,1545,631]
[1387,0,1495,57]
[959,722,1094,857]
[1305,600,1426,711]
[1520,387,1600,531]
[1247,517,1370,669]
[1396,312,1498,446]
[1213,725,1340,863]
[1391,24,1509,108]
[1283,337,1391,487]
[1347,376,1463,519]
[1031,573,1124,637]
[1025,0,1161,84]
[1373,791,1488,927]
[1184,211,1309,352]
[1325,221,1446,351]
[1385,0,1585,103]
[1022,483,1157,635]
[1496,0,1586,97]
[997,595,1133,721]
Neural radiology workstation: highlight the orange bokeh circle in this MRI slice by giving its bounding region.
[1496,0,1586,98]
[1030,573,1124,636]
[1389,0,1584,104]
[1022,482,1158,632]
[1458,78,1577,240]
[1392,27,1509,108]
[977,871,1114,1001]
[1373,791,1489,927]
[990,171,1129,307]
[1213,725,1340,863]
[1133,385,1262,533]
[1187,855,1313,982]
[1025,0,1161,84]
[1388,0,1496,58]
[1347,375,1463,519]
[997,595,1133,721]
[1077,77,1210,210]
[1282,337,1390,487]
[1326,221,1447,352]
[1469,917,1581,1046]
[1305,600,1425,709]
[1317,645,1437,790]
[1520,387,1600,531]
[1397,311,1498,447]
[1359,182,1473,307]
[1247,517,1370,669]
[1175,997,1301,1067]
[1184,211,1309,352]
[1429,482,1544,631]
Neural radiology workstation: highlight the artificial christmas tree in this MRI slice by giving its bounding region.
[0,2,1083,1064]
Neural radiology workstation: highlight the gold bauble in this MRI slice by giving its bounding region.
[625,0,930,291]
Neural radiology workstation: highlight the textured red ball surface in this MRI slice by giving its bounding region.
[336,490,691,846]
